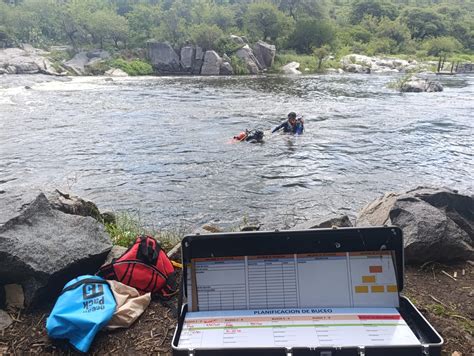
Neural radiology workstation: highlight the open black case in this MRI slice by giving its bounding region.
[172,227,443,356]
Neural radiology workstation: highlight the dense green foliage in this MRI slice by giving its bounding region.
[109,58,153,75]
[1,0,473,59]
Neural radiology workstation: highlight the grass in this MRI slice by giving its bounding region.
[108,58,153,76]
[273,52,318,73]
[104,212,183,251]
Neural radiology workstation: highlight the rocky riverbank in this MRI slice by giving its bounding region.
[1,40,464,78]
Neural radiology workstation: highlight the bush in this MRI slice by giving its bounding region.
[366,38,397,56]
[422,36,463,56]
[109,58,153,75]
[273,52,318,72]
[230,55,249,75]
[189,23,224,51]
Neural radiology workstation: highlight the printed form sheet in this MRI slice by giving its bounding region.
[177,307,421,349]
[187,251,400,311]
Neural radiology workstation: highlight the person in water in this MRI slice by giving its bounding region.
[272,112,304,135]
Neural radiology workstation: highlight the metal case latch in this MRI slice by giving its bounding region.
[422,344,430,355]
[358,346,365,356]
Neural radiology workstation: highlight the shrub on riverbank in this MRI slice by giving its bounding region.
[104,212,182,251]
[273,51,341,73]
[109,59,153,76]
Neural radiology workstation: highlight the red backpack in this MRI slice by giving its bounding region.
[98,235,177,300]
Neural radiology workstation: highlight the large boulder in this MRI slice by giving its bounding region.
[230,35,247,46]
[63,51,89,75]
[192,46,204,74]
[146,41,181,73]
[401,77,443,92]
[201,50,222,75]
[356,187,473,264]
[235,45,262,74]
[0,47,56,75]
[220,61,234,75]
[180,46,195,72]
[281,61,302,75]
[253,40,276,69]
[0,193,112,306]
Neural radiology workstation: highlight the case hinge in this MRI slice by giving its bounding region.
[422,344,430,356]
[358,346,365,356]
[187,350,195,356]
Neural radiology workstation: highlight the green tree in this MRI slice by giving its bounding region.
[403,8,446,39]
[189,23,224,50]
[313,46,329,70]
[376,17,410,50]
[422,36,463,56]
[127,4,161,46]
[278,0,327,21]
[85,9,129,48]
[288,19,334,54]
[350,0,398,24]
[244,2,291,42]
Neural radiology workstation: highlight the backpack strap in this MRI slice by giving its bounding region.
[97,263,116,280]
[137,236,161,265]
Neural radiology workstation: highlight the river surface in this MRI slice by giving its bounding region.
[1,73,473,231]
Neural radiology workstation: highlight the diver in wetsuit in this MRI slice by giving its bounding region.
[272,112,304,135]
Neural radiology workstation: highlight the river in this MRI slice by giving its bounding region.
[1,73,472,231]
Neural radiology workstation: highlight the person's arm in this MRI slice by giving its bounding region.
[272,122,284,133]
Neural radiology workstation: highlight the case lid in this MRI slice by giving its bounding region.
[181,226,404,311]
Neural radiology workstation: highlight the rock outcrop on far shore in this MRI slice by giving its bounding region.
[146,36,275,75]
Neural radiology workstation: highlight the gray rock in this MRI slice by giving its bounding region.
[180,46,195,72]
[0,47,62,75]
[401,77,443,92]
[192,224,223,235]
[87,49,110,60]
[230,35,246,46]
[293,215,353,230]
[0,310,12,331]
[253,40,276,69]
[146,41,180,73]
[6,65,16,74]
[356,187,473,264]
[104,68,129,77]
[345,63,369,73]
[235,45,263,74]
[201,50,222,75]
[0,193,112,306]
[192,46,204,74]
[281,62,301,75]
[4,284,24,309]
[63,51,89,75]
[102,245,127,266]
[47,189,105,222]
[220,61,234,75]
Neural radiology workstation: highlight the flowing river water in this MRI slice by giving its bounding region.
[1,73,473,230]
